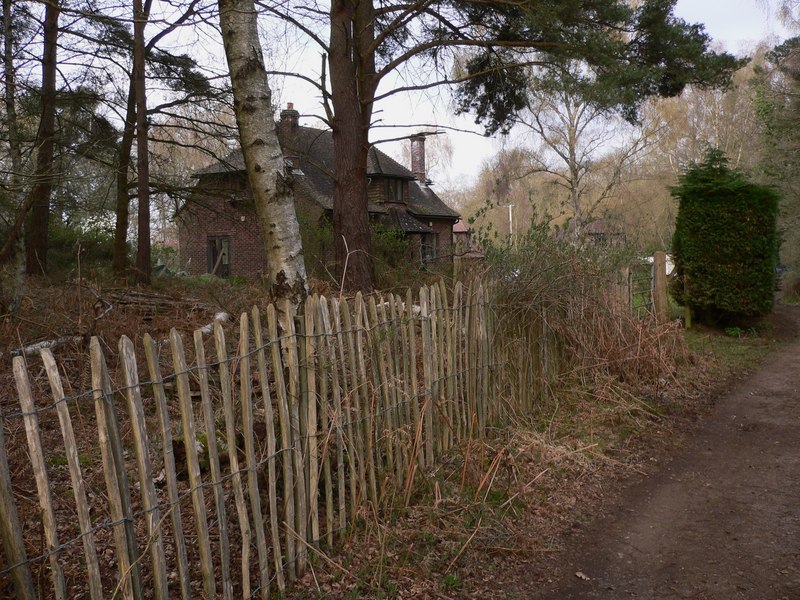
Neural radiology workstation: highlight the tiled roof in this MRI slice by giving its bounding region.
[376,207,433,233]
[193,123,459,222]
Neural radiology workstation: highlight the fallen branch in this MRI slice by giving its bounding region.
[9,335,85,358]
[445,516,482,574]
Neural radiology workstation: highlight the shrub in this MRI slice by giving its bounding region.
[47,219,116,276]
[670,149,779,325]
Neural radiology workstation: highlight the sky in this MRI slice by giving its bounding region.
[351,0,794,191]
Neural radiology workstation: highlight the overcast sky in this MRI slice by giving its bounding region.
[675,0,789,51]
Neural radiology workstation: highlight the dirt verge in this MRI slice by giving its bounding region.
[534,304,800,599]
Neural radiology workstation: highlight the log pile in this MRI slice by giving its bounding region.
[99,289,213,320]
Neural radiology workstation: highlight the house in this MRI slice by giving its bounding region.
[452,221,484,259]
[177,104,460,279]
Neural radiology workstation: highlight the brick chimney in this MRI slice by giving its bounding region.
[279,102,299,133]
[410,134,426,182]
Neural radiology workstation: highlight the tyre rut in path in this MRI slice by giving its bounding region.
[542,311,800,599]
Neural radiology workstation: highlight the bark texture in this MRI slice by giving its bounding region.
[112,83,136,277]
[328,0,378,291]
[133,0,151,284]
[218,0,308,310]
[24,0,60,275]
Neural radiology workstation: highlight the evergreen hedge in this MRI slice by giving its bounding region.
[670,149,780,324]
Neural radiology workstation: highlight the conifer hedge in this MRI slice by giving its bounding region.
[670,150,780,324]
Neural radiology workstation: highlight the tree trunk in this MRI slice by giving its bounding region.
[0,0,26,314]
[112,84,136,277]
[133,0,151,284]
[217,0,308,313]
[328,0,376,292]
[24,0,59,275]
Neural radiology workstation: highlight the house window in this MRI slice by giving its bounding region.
[421,233,438,262]
[386,178,404,202]
[208,236,231,277]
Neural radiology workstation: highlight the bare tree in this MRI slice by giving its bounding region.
[254,0,736,290]
[0,0,26,313]
[133,0,151,283]
[517,74,657,236]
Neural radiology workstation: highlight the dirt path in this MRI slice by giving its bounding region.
[539,307,800,599]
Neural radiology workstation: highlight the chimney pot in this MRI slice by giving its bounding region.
[279,102,300,133]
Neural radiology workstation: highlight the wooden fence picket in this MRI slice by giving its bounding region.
[333,297,361,521]
[41,349,103,600]
[265,304,297,582]
[280,299,307,574]
[143,334,191,600]
[193,329,234,600]
[0,403,36,600]
[368,297,396,489]
[304,298,320,547]
[251,307,287,591]
[89,338,142,600]
[313,298,335,546]
[118,336,169,600]
[13,357,67,600]
[384,295,406,484]
[238,314,271,600]
[318,296,347,535]
[169,329,216,599]
[213,321,254,594]
[354,293,379,508]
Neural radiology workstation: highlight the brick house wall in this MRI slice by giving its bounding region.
[177,173,326,278]
[402,219,455,268]
[177,174,267,277]
[432,220,454,262]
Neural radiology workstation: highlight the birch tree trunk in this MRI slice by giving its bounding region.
[217,0,308,313]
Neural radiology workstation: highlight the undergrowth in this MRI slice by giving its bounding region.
[281,219,721,598]
[0,217,782,599]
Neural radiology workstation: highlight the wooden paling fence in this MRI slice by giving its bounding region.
[0,281,527,600]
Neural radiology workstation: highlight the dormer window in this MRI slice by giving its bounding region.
[386,178,404,203]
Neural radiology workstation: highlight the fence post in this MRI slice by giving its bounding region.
[618,266,631,311]
[89,337,142,600]
[653,251,669,323]
[0,405,36,600]
[41,349,104,600]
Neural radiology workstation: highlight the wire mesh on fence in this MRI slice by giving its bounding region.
[0,269,664,599]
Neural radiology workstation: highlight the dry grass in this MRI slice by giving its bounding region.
[0,273,739,599]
